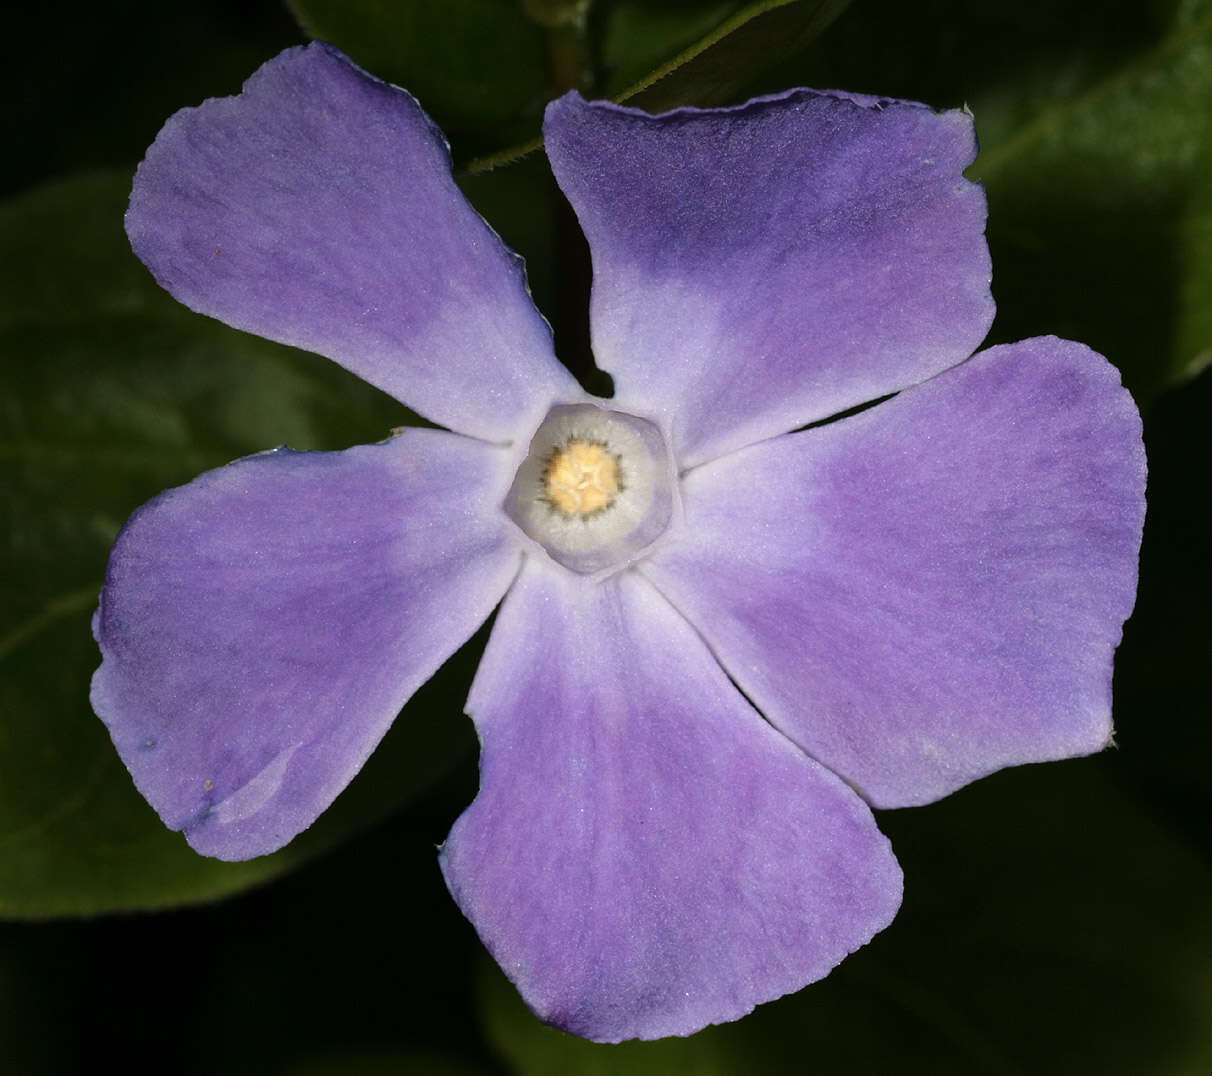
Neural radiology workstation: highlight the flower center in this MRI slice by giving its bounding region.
[505,404,676,576]
[543,439,620,516]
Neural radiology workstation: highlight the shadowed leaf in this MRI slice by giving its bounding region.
[0,171,474,917]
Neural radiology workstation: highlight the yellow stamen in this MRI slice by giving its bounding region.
[544,439,620,516]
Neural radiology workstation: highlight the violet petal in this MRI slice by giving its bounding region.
[643,337,1146,808]
[440,560,902,1042]
[126,43,578,441]
[91,430,520,859]
[543,90,994,466]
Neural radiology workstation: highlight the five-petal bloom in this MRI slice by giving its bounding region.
[91,43,1146,1042]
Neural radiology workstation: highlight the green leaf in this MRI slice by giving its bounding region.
[286,0,549,164]
[597,0,739,98]
[970,0,1212,406]
[465,0,854,173]
[607,0,854,111]
[0,171,474,917]
[478,759,1212,1073]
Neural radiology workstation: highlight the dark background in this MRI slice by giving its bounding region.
[2,1,1209,1072]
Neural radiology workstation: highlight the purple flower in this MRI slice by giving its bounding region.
[91,43,1146,1042]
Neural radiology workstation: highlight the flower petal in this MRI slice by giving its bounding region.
[543,90,994,466]
[127,43,578,441]
[440,560,901,1042]
[643,337,1146,808]
[91,429,520,860]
